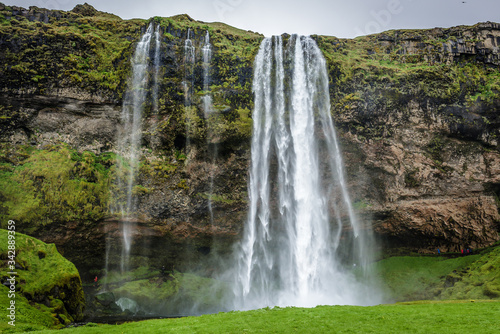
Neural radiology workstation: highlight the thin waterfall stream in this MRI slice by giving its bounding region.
[107,23,155,275]
[201,31,216,224]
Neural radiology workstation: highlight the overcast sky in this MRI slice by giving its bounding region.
[5,0,500,38]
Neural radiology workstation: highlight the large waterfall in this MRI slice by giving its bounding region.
[232,35,376,309]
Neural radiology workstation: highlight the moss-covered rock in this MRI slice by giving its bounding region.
[0,229,85,325]
[0,145,111,231]
[100,268,230,315]
[373,243,500,302]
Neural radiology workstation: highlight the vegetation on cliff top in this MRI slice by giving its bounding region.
[0,229,85,331]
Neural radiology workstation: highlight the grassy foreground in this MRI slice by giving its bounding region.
[27,300,499,334]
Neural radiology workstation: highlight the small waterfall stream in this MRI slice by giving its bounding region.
[150,24,162,149]
[201,31,216,224]
[201,30,212,116]
[232,35,376,309]
[108,23,154,275]
[183,28,195,151]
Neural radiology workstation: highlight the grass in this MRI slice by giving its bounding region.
[440,246,500,299]
[373,255,480,301]
[29,300,500,333]
[373,244,500,302]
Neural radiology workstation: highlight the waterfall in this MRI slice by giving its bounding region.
[110,23,154,274]
[201,30,212,116]
[152,24,161,115]
[232,35,377,310]
[150,24,161,149]
[184,28,195,150]
[201,30,216,223]
[183,28,195,104]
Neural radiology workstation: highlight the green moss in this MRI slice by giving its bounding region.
[440,246,500,300]
[0,10,145,98]
[374,244,500,302]
[315,30,500,134]
[197,192,236,205]
[0,285,56,333]
[0,145,111,230]
[0,229,85,327]
[176,179,189,190]
[373,254,481,301]
[112,277,179,307]
[104,270,230,313]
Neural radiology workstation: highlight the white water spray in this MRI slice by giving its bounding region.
[232,35,377,310]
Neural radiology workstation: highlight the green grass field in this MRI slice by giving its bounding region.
[24,300,499,334]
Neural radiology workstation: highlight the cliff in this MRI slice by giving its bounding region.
[0,3,498,275]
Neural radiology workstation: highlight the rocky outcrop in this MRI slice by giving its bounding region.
[375,21,500,65]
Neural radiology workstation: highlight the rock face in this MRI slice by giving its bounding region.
[0,3,498,274]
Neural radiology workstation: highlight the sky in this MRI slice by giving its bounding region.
[5,0,500,38]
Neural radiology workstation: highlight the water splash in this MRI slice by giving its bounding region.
[110,23,154,274]
[232,35,377,310]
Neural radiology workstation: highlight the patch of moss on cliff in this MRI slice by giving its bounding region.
[0,229,85,327]
[314,26,500,143]
[0,144,111,230]
[0,4,146,99]
[144,15,261,152]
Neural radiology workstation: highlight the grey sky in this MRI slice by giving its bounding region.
[4,0,500,38]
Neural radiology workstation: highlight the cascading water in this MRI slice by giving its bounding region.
[110,23,154,274]
[232,35,377,310]
[150,24,162,149]
[201,30,212,116]
[152,24,161,115]
[201,30,216,223]
[183,28,195,150]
